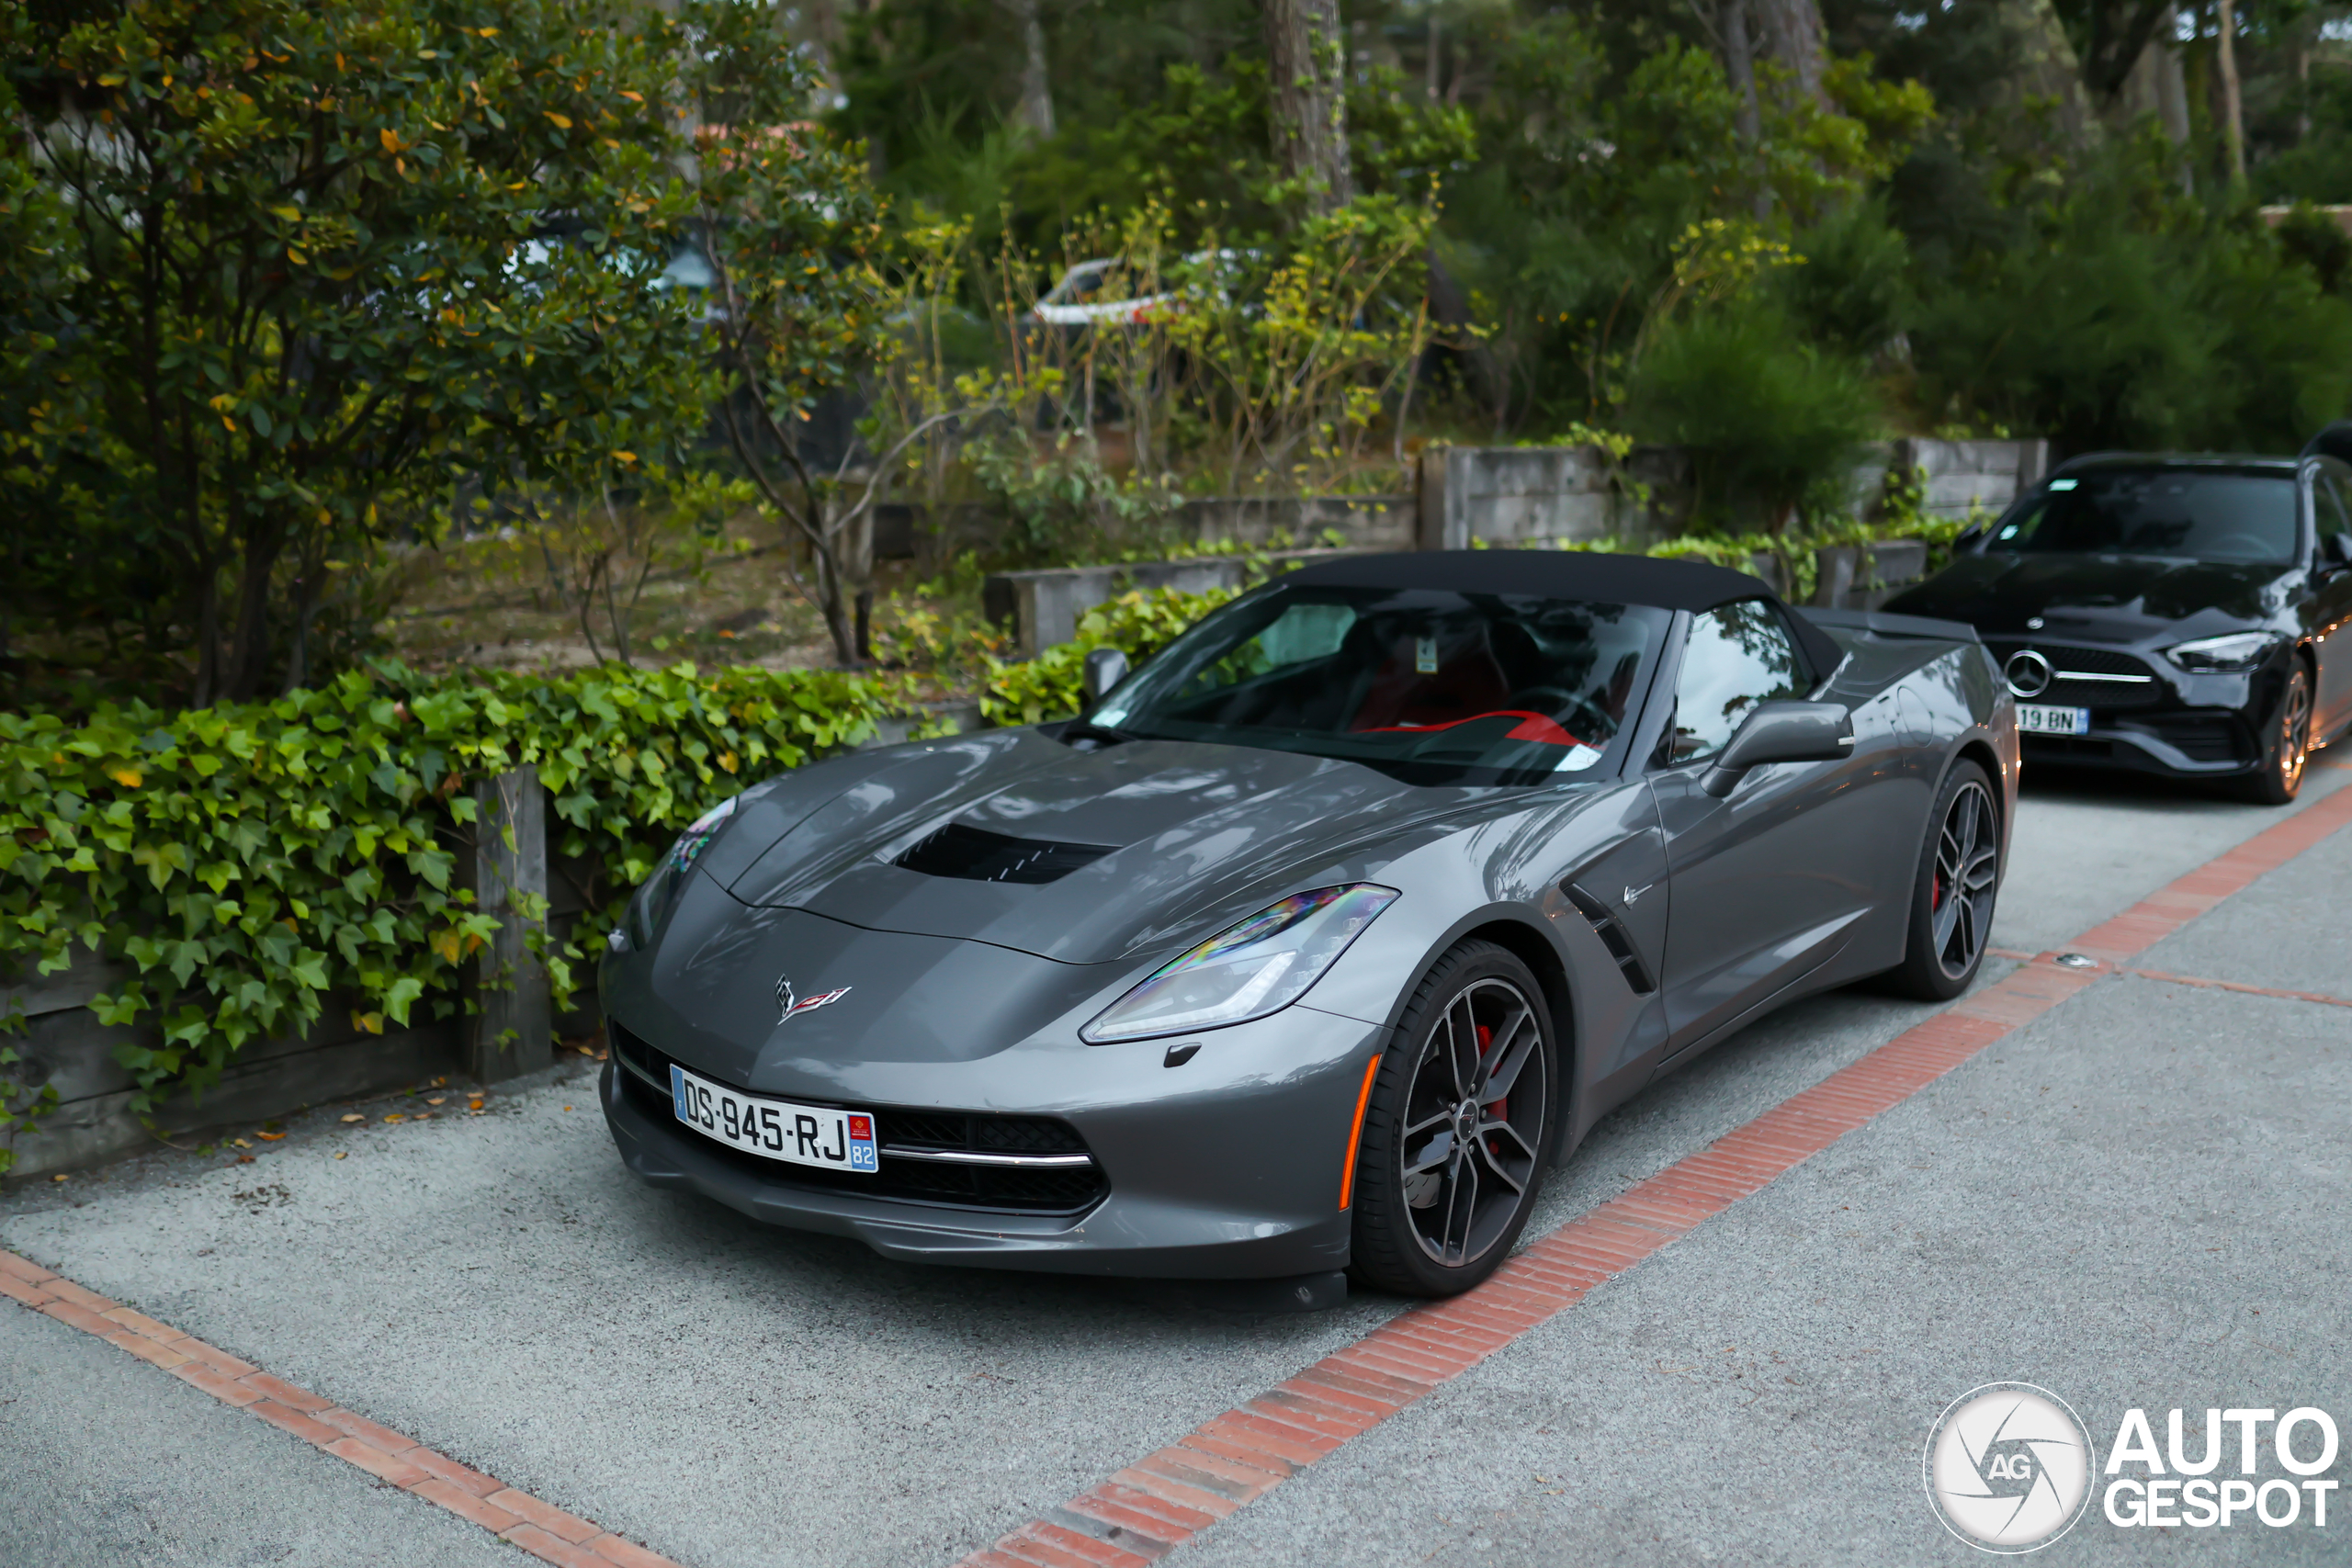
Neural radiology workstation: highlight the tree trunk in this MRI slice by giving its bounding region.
[2294,27,2312,144]
[1002,0,1055,139]
[2215,0,2245,183]
[2082,0,2177,106]
[1753,0,1826,109]
[217,513,287,703]
[1260,0,1354,214]
[1717,0,1769,220]
[2117,6,2190,143]
[1998,0,2102,152]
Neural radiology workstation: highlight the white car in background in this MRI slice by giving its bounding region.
[1033,250,1249,325]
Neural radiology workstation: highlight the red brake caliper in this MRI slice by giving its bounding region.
[1476,1023,1505,1151]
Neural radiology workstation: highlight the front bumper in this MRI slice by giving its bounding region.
[599,1007,1384,1280]
[2019,709,2261,778]
[1993,638,2278,779]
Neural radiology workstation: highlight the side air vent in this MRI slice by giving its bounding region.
[893,821,1115,885]
[1561,882,1657,996]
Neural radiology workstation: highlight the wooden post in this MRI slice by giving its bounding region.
[469,766,553,1084]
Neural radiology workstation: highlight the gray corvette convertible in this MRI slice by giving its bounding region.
[598,552,2018,1298]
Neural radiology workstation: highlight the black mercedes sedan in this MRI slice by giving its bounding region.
[1885,446,2352,803]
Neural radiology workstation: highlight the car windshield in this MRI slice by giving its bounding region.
[1089,583,1671,786]
[1988,468,2299,565]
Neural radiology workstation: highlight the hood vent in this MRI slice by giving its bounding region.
[893,821,1115,885]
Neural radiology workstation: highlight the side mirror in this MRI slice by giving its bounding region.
[1952,521,1986,554]
[1701,702,1857,798]
[2324,533,2352,570]
[1082,647,1129,704]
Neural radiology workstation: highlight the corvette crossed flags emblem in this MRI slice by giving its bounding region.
[775,974,852,1027]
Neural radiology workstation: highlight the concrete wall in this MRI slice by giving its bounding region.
[1896,437,2048,521]
[1419,438,2044,551]
[883,439,2040,565]
[1418,446,1634,550]
[876,494,1415,564]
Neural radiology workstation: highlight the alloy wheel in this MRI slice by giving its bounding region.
[1398,976,1547,1269]
[2277,667,2312,795]
[1929,781,2000,978]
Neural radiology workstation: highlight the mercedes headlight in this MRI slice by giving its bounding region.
[2164,631,2282,673]
[1080,884,1398,1043]
[627,794,741,948]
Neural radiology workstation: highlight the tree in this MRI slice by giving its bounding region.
[1259,0,1353,213]
[1755,0,1828,109]
[1718,0,1768,219]
[2215,0,2246,183]
[684,0,961,666]
[1003,0,1056,138]
[4,0,713,705]
[2072,0,2177,105]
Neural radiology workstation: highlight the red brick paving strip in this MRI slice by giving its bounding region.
[0,1249,681,1568]
[952,779,2352,1566]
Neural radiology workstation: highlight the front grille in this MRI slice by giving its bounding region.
[2127,715,2248,763]
[609,1019,1105,1214]
[1987,642,2166,711]
[893,822,1114,884]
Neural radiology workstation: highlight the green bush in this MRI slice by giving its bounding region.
[980,585,1238,725]
[0,661,917,1166]
[1909,164,2352,455]
[2274,203,2352,298]
[1779,200,1915,359]
[1624,300,1882,530]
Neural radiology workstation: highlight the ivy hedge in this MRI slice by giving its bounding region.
[0,660,922,1168]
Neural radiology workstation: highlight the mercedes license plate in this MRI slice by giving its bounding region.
[669,1063,877,1172]
[2018,704,2090,736]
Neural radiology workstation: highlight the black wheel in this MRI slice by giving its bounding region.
[1349,942,1555,1297]
[2236,661,2312,806]
[1881,761,2002,1001]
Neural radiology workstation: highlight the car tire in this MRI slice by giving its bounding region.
[1348,941,1556,1298]
[1879,760,2002,1002]
[2235,661,2312,807]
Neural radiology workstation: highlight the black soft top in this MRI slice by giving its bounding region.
[1285,549,1842,681]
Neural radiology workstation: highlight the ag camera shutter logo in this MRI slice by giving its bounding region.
[1924,1382,2097,1552]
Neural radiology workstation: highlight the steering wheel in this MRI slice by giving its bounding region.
[1510,687,1616,745]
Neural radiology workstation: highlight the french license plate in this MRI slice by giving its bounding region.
[2018,704,2090,736]
[669,1064,877,1173]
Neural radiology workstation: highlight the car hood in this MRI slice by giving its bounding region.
[1887,553,2292,638]
[701,729,1495,965]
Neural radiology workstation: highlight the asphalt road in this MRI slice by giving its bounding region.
[2,761,2346,1567]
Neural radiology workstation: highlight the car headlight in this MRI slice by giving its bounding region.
[2163,631,2283,672]
[1080,884,1398,1043]
[628,795,741,947]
